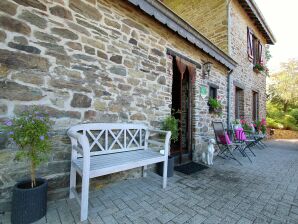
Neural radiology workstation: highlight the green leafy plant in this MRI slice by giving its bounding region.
[1,108,51,188]
[254,63,269,76]
[162,115,179,143]
[208,97,222,110]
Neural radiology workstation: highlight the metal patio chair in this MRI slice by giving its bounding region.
[212,121,242,165]
[230,124,256,163]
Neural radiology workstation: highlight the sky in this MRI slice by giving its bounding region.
[254,0,298,73]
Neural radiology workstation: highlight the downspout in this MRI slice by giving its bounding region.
[227,70,233,130]
[227,0,233,130]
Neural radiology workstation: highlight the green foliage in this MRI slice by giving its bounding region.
[266,102,284,119]
[1,108,51,187]
[265,46,272,62]
[267,118,284,129]
[289,109,298,123]
[208,97,222,109]
[254,63,269,76]
[267,59,298,112]
[283,115,297,130]
[162,115,179,143]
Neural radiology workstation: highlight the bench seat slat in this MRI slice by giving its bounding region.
[73,149,164,178]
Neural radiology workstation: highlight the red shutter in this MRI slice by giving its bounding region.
[247,28,254,62]
[258,41,264,65]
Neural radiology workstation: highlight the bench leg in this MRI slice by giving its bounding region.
[163,160,168,188]
[142,165,147,177]
[69,163,76,199]
[80,175,90,222]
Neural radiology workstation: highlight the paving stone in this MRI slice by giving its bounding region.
[35,140,298,224]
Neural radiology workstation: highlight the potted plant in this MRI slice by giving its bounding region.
[208,97,222,115]
[157,115,179,177]
[253,63,269,76]
[1,108,51,224]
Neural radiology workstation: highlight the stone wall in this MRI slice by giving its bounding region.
[163,0,228,53]
[229,0,267,122]
[0,0,228,210]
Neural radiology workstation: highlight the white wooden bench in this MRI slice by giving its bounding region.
[67,123,171,221]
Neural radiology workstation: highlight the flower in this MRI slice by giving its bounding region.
[8,131,14,136]
[4,120,12,126]
[39,135,45,141]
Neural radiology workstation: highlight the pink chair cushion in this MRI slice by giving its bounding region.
[235,127,247,140]
[218,132,232,145]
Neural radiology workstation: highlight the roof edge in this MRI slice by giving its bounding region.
[240,0,276,44]
[127,0,237,70]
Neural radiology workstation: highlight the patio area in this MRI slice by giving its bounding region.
[2,139,298,224]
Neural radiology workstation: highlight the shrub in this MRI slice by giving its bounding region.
[162,115,179,143]
[283,115,297,130]
[267,118,283,129]
[267,102,284,119]
[1,108,51,188]
[289,109,298,124]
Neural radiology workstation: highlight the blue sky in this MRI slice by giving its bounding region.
[254,0,298,72]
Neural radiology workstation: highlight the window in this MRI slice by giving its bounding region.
[209,85,217,113]
[209,86,217,99]
[252,91,259,121]
[247,28,264,66]
[235,87,244,119]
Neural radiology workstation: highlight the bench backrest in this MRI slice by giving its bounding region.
[68,123,149,156]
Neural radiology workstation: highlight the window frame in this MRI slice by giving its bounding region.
[208,84,218,113]
[252,91,259,121]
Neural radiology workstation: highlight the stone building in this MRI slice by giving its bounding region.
[163,0,276,122]
[0,0,274,209]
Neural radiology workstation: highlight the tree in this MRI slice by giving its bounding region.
[268,59,298,112]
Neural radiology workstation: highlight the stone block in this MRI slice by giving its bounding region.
[66,41,82,51]
[50,5,73,20]
[97,50,108,59]
[69,0,102,21]
[0,30,6,42]
[11,70,45,85]
[84,110,97,121]
[81,36,105,50]
[14,105,81,119]
[0,104,7,115]
[130,113,146,121]
[110,55,122,64]
[0,0,18,15]
[67,21,90,36]
[104,18,121,29]
[19,10,47,29]
[0,15,31,35]
[110,66,127,76]
[8,42,41,54]
[122,19,149,34]
[84,46,95,55]
[51,28,78,40]
[12,0,46,11]
[0,81,43,101]
[34,31,61,43]
[49,78,91,93]
[76,19,108,36]
[71,93,92,108]
[13,36,28,45]
[157,76,166,85]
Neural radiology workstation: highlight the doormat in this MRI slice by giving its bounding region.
[174,162,208,175]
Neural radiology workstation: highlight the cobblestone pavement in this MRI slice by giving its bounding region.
[2,140,298,224]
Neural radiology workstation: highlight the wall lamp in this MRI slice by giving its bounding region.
[202,62,213,79]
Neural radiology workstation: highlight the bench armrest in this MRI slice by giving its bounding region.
[148,129,171,157]
[67,130,90,158]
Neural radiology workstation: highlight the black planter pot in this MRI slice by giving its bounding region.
[157,156,175,177]
[11,178,48,224]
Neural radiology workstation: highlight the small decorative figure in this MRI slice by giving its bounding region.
[201,139,216,165]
